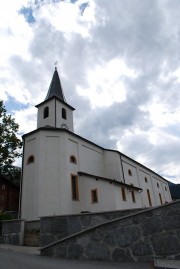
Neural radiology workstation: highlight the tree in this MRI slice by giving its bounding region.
[0,100,22,175]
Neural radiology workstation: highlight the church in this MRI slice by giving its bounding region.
[20,68,172,220]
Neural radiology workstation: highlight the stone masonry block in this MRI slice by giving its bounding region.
[40,234,56,247]
[162,215,180,231]
[67,217,81,234]
[51,218,68,235]
[151,232,180,256]
[114,226,141,247]
[2,221,21,234]
[131,240,153,256]
[77,234,91,248]
[84,241,110,261]
[112,248,132,262]
[103,231,117,247]
[142,217,163,236]
[53,245,67,258]
[79,216,91,227]
[68,243,83,259]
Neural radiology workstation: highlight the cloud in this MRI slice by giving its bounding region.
[1,0,180,183]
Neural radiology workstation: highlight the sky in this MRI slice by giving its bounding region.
[1,0,180,184]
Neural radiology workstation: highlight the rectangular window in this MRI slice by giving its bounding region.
[121,187,126,201]
[91,189,98,203]
[71,175,79,200]
[131,190,136,203]
[147,189,152,206]
[159,193,163,205]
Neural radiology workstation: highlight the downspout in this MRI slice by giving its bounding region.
[18,138,25,219]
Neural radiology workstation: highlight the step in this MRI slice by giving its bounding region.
[154,259,180,269]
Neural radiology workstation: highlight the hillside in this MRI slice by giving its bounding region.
[168,181,180,200]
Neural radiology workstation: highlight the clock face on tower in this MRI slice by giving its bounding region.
[60,123,69,130]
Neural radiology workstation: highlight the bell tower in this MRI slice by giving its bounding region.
[36,67,75,132]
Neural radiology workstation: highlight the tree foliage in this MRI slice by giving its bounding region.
[0,100,22,175]
[2,166,21,186]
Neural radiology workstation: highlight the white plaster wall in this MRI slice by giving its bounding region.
[37,99,55,128]
[104,151,123,181]
[38,131,73,216]
[21,135,39,220]
[138,170,156,207]
[79,143,104,177]
[37,99,74,131]
[78,176,116,212]
[21,128,172,220]
[66,138,81,214]
[122,159,139,187]
[162,181,172,202]
[115,186,142,210]
[56,101,74,131]
[44,136,61,215]
[151,176,166,205]
[78,176,143,212]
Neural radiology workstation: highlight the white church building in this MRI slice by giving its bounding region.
[20,68,172,220]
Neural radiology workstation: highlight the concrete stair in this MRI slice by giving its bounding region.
[154,259,180,269]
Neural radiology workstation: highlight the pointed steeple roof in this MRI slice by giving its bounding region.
[36,67,75,111]
[45,67,66,102]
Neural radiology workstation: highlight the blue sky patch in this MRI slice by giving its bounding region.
[79,2,89,14]
[5,97,28,116]
[19,7,35,24]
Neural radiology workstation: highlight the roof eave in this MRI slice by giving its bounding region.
[35,96,75,111]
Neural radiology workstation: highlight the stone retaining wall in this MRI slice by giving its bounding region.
[41,200,180,262]
[2,219,25,246]
[40,208,143,246]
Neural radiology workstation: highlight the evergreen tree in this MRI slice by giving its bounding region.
[0,100,22,176]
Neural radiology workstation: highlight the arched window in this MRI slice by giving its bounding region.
[62,108,67,119]
[27,155,35,164]
[43,106,49,118]
[70,155,77,164]
[128,169,132,176]
[145,177,148,183]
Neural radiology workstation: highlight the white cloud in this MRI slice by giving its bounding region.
[77,58,137,108]
[1,0,180,184]
[13,106,37,134]
[33,0,96,37]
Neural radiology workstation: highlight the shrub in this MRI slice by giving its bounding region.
[0,211,13,234]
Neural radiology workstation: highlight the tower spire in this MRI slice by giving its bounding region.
[45,67,66,102]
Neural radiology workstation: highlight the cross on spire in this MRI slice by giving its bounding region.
[54,61,59,69]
